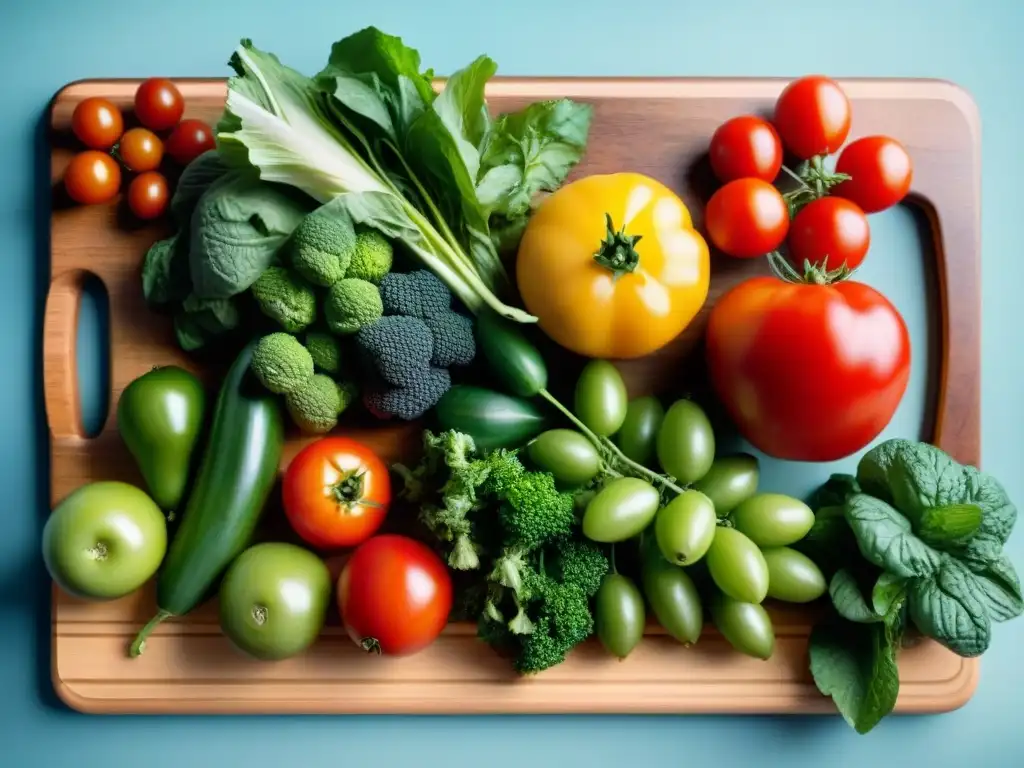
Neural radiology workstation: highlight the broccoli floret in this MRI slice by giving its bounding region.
[288,207,356,286]
[336,378,358,413]
[379,270,452,319]
[250,267,317,333]
[347,228,394,284]
[251,332,314,394]
[500,471,576,551]
[552,538,610,598]
[363,367,451,420]
[422,311,476,367]
[324,278,383,335]
[355,315,433,387]
[304,330,343,375]
[285,373,343,433]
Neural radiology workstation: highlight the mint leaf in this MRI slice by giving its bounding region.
[809,612,902,735]
[908,557,991,657]
[845,493,941,579]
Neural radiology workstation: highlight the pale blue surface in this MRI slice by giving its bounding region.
[4,0,1022,765]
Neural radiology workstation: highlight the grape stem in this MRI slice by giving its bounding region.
[537,388,686,497]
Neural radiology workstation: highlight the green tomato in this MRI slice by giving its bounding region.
[706,527,769,603]
[641,546,703,645]
[656,399,715,485]
[42,481,168,601]
[595,573,646,658]
[219,542,332,661]
[582,477,660,543]
[655,490,717,566]
[730,493,815,547]
[615,396,665,466]
[710,593,775,660]
[692,454,759,516]
[117,365,206,512]
[762,547,827,603]
[574,360,628,437]
[526,429,601,485]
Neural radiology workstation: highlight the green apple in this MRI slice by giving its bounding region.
[42,481,168,601]
[219,542,331,661]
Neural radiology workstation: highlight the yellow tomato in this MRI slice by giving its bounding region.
[516,172,710,359]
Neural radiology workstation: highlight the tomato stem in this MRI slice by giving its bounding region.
[360,637,382,655]
[592,213,642,280]
[128,609,173,658]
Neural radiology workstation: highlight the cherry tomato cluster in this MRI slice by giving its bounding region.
[703,75,913,277]
[64,78,215,221]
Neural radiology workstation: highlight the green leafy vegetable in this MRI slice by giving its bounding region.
[142,234,190,307]
[188,171,312,299]
[214,29,592,324]
[806,438,1024,735]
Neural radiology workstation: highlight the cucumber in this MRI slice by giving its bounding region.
[435,385,551,452]
[129,340,285,657]
[475,310,549,397]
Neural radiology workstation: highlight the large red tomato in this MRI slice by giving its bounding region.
[705,276,910,462]
[282,437,391,549]
[338,534,452,656]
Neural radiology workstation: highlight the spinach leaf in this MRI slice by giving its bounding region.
[967,552,1024,622]
[807,473,861,510]
[961,466,1018,564]
[845,493,941,579]
[172,294,242,352]
[907,557,991,656]
[872,572,908,617]
[141,234,191,307]
[170,150,231,226]
[188,173,312,299]
[434,55,497,179]
[829,569,882,624]
[809,600,904,735]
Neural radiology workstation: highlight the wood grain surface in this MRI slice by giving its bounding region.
[44,76,981,715]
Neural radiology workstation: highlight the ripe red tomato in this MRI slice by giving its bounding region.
[118,127,164,172]
[708,115,783,183]
[64,151,122,205]
[283,437,391,550]
[773,75,852,159]
[706,276,910,462]
[832,135,913,213]
[127,171,169,220]
[787,196,871,271]
[338,534,452,656]
[704,178,789,258]
[134,78,184,132]
[166,119,216,166]
[71,97,124,150]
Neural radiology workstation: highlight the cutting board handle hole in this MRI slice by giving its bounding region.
[75,273,110,438]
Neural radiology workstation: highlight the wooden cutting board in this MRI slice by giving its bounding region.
[44,76,981,715]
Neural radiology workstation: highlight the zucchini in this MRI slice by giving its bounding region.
[435,385,551,452]
[129,340,285,657]
[475,310,549,397]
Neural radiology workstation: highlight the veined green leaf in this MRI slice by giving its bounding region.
[845,493,941,579]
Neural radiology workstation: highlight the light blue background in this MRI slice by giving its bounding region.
[4,0,1022,765]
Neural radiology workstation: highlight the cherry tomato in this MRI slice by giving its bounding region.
[166,119,216,166]
[705,276,911,462]
[704,178,789,258]
[708,115,783,183]
[832,135,914,213]
[127,172,169,220]
[338,534,452,656]
[773,75,852,159]
[118,127,164,172]
[283,437,391,550]
[64,151,122,205]
[787,196,871,271]
[134,78,184,131]
[71,97,124,150]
